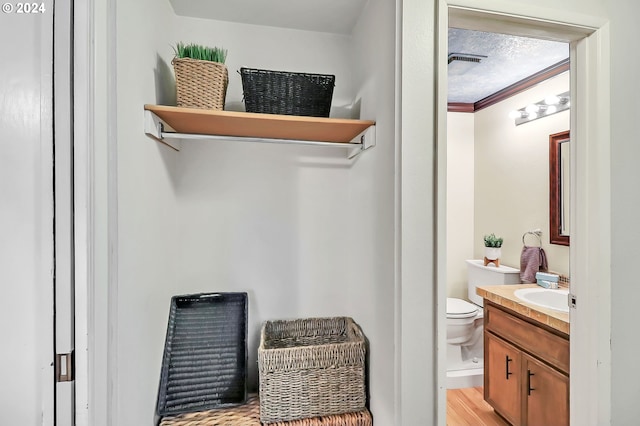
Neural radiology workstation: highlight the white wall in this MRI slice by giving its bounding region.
[400,0,438,423]
[0,4,54,424]
[114,0,396,424]
[474,72,570,276]
[349,1,397,423]
[447,73,570,300]
[607,1,640,424]
[447,112,475,299]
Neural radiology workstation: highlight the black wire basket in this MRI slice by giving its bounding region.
[240,68,335,117]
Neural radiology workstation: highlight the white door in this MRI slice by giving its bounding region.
[0,2,55,423]
[0,0,74,424]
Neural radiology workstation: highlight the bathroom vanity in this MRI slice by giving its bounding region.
[478,285,569,426]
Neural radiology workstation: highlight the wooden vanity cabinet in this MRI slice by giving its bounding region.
[484,301,569,426]
[523,353,569,426]
[485,333,522,425]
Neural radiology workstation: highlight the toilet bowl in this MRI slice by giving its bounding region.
[446,297,482,345]
[446,260,521,389]
[446,298,484,389]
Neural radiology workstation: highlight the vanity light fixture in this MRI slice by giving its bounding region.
[509,91,570,126]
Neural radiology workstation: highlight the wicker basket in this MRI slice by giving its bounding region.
[240,68,335,117]
[155,293,248,423]
[160,394,261,426]
[173,57,229,110]
[258,317,366,423]
[160,394,372,426]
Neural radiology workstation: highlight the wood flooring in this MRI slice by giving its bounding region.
[447,387,510,426]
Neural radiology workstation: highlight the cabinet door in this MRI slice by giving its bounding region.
[485,333,522,426]
[523,354,569,426]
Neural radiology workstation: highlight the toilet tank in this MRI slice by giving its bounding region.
[466,259,520,306]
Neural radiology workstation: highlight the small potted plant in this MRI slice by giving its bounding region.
[483,233,503,266]
[172,42,229,110]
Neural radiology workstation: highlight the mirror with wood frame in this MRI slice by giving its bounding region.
[549,130,570,246]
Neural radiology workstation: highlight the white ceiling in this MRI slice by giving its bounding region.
[448,28,569,104]
[168,0,369,35]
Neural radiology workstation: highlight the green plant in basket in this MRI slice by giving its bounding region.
[173,42,227,64]
[172,42,229,110]
[484,233,503,248]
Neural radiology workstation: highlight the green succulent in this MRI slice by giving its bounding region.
[484,233,504,248]
[173,42,227,64]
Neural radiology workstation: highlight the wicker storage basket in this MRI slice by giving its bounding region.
[160,394,261,426]
[155,292,248,424]
[240,68,335,117]
[173,57,229,110]
[258,317,366,423]
[160,394,372,426]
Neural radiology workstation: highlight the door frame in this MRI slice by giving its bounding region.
[432,2,611,426]
[54,0,76,422]
[73,0,117,424]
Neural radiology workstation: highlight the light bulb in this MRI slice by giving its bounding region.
[525,104,539,114]
[546,105,558,114]
[509,110,521,119]
[545,95,560,105]
[528,112,538,120]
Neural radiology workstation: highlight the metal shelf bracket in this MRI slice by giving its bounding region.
[144,110,181,151]
[348,126,376,159]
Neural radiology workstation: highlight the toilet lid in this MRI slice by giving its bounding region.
[446,298,479,319]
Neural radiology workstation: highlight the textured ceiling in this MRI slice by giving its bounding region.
[448,28,569,104]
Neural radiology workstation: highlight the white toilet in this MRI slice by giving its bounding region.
[446,259,520,389]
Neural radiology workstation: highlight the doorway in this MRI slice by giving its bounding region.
[432,4,611,426]
[444,27,571,424]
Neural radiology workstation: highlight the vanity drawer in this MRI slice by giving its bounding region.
[485,302,569,374]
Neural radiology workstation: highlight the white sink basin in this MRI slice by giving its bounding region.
[513,288,569,313]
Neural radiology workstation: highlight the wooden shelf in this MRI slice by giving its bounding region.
[144,105,376,158]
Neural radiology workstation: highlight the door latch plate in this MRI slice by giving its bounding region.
[56,351,74,382]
